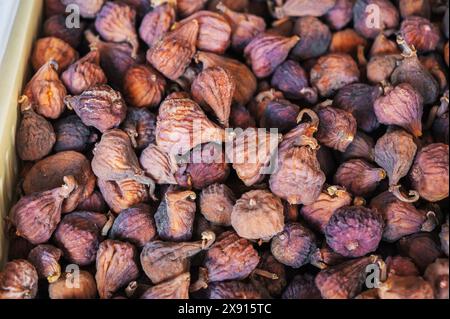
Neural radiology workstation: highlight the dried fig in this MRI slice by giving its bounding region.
[140,144,179,185]
[325,0,354,30]
[353,0,399,39]
[12,176,77,244]
[139,3,176,48]
[207,281,264,299]
[385,256,420,277]
[341,131,375,162]
[400,16,440,53]
[61,0,105,18]
[49,271,97,299]
[424,258,449,299]
[378,275,434,299]
[98,178,149,214]
[178,0,209,17]
[399,0,431,18]
[95,240,140,299]
[370,33,400,57]
[53,115,98,153]
[272,0,337,18]
[0,260,38,299]
[291,16,331,60]
[252,252,287,297]
[329,28,367,55]
[200,184,236,226]
[27,245,62,283]
[282,274,322,299]
[140,273,190,299]
[310,243,349,269]
[31,37,78,72]
[367,54,401,84]
[398,233,443,271]
[440,217,449,256]
[121,107,157,150]
[43,14,85,48]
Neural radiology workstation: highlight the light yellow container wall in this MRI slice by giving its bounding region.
[0,0,43,267]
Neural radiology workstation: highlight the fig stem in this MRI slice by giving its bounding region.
[61,176,77,198]
[389,185,420,203]
[201,230,216,249]
[296,108,319,129]
[101,211,115,237]
[252,268,279,280]
[425,92,449,129]
[18,95,32,113]
[396,34,417,58]
[421,211,438,232]
[125,281,138,298]
[353,197,366,206]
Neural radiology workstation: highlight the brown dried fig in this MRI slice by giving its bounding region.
[140,273,190,299]
[200,184,236,226]
[282,273,322,299]
[378,275,434,299]
[0,260,38,299]
[424,258,449,299]
[31,37,78,72]
[27,245,62,283]
[398,233,443,272]
[140,144,179,185]
[49,271,97,299]
[207,280,264,299]
[139,3,176,48]
[98,178,149,214]
[385,255,420,277]
[43,14,85,48]
[272,0,337,18]
[401,16,440,53]
[121,107,156,150]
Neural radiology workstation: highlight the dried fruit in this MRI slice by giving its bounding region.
[207,281,264,299]
[385,256,420,277]
[371,191,437,242]
[95,240,140,299]
[325,0,354,30]
[196,51,257,105]
[53,115,98,153]
[315,255,381,299]
[244,33,300,78]
[27,245,62,283]
[300,186,352,233]
[366,54,401,84]
[76,191,107,213]
[12,176,77,244]
[147,19,199,80]
[123,64,166,109]
[140,144,178,185]
[378,275,434,299]
[110,204,156,247]
[252,252,287,297]
[154,188,197,241]
[230,104,256,129]
[98,178,149,214]
[424,258,449,299]
[43,14,85,48]
[400,16,440,53]
[65,84,127,133]
[140,231,215,284]
[399,0,431,18]
[16,96,56,161]
[140,273,190,299]
[231,189,284,241]
[370,33,400,57]
[61,0,105,18]
[200,184,236,226]
[329,28,367,55]
[95,2,139,57]
[0,260,38,299]
[341,131,375,162]
[121,107,156,150]
[291,16,331,60]
[440,217,449,256]
[353,0,399,39]
[139,3,176,48]
[271,222,317,268]
[61,49,107,95]
[310,243,348,269]
[204,231,260,282]
[23,151,96,213]
[310,53,360,97]
[315,103,357,152]
[155,93,225,156]
[272,0,337,18]
[31,37,78,72]
[48,271,97,299]
[325,206,384,257]
[398,232,443,271]
[178,0,209,17]
[334,159,386,197]
[24,61,67,119]
[282,274,322,299]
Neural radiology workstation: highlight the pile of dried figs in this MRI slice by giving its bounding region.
[1,0,449,300]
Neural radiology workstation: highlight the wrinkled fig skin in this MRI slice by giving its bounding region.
[273,0,337,18]
[207,281,264,299]
[334,159,386,197]
[310,53,360,97]
[291,16,331,60]
[334,83,382,133]
[27,245,62,283]
[271,223,317,268]
[231,190,284,241]
[300,187,353,233]
[353,0,399,39]
[0,260,38,299]
[154,188,197,242]
[23,151,96,213]
[95,240,140,299]
[410,143,449,202]
[341,131,375,162]
[65,84,127,133]
[398,233,443,272]
[200,184,236,226]
[110,204,156,247]
[400,16,440,53]
[204,231,260,282]
[121,107,156,150]
[139,3,176,48]
[374,129,417,187]
[325,206,384,258]
[43,14,85,48]
[140,144,178,185]
[61,0,104,18]
[282,274,322,299]
[54,213,102,266]
[316,106,357,152]
[12,176,77,245]
[259,100,301,134]
[54,115,98,153]
[424,258,449,299]
[49,271,97,299]
[310,243,349,269]
[371,192,433,242]
[31,37,78,73]
[367,54,401,84]
[378,275,434,299]
[329,29,367,55]
[140,273,190,299]
[76,191,108,213]
[386,256,420,277]
[98,178,149,214]
[325,0,354,30]
[315,255,380,299]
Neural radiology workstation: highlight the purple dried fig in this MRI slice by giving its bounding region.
[230,104,256,129]
[140,273,190,299]
[325,0,354,30]
[95,240,140,299]
[204,231,260,282]
[259,98,300,134]
[291,16,331,60]
[76,191,107,213]
[110,204,156,247]
[139,3,176,48]
[207,281,264,299]
[12,176,77,245]
[397,233,443,271]
[244,33,300,78]
[272,0,337,18]
[200,184,236,226]
[282,274,322,299]
[353,0,399,39]
[409,143,449,202]
[310,53,360,97]
[98,178,149,214]
[140,231,215,284]
[334,83,382,133]
[401,16,440,53]
[43,14,85,48]
[179,0,209,17]
[121,107,156,150]
[424,258,449,299]
[0,260,38,299]
[378,275,434,299]
[325,206,384,257]
[341,131,375,162]
[231,189,285,241]
[49,271,97,299]
[61,0,104,18]
[27,245,62,283]
[140,144,178,185]
[270,222,317,268]
[252,252,287,297]
[154,187,196,242]
[300,186,353,233]
[54,115,98,153]
[310,243,349,269]
[315,255,381,299]
[334,159,386,197]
